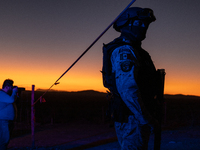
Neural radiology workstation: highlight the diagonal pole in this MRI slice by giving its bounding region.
[33,0,136,105]
[52,0,137,86]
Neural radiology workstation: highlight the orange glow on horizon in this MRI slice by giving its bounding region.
[164,76,200,96]
[0,70,107,93]
[1,68,200,96]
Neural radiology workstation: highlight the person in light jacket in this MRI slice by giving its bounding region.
[0,79,18,150]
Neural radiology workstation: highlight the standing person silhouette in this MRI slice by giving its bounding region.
[0,79,18,150]
[102,7,159,149]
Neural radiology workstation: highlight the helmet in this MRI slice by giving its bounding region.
[113,7,156,32]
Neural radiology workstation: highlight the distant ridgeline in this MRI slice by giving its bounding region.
[164,94,200,100]
[13,89,200,127]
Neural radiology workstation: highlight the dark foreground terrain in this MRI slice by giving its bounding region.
[8,90,200,149]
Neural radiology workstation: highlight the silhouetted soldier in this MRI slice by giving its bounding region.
[102,7,159,149]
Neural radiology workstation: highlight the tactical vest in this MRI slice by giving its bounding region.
[102,38,158,122]
[102,38,127,94]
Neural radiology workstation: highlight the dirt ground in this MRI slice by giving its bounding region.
[7,121,200,150]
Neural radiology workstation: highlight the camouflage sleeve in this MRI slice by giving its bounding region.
[111,45,150,125]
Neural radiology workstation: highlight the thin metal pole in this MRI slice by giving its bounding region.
[31,85,35,148]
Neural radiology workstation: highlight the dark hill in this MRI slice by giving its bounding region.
[16,90,200,129]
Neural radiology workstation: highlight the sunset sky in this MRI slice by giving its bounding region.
[0,0,200,96]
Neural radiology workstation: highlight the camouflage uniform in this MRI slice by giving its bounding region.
[102,6,157,150]
[111,44,155,150]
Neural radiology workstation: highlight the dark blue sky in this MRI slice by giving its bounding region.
[0,0,200,95]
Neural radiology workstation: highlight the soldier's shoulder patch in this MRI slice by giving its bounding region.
[120,53,135,61]
[120,61,134,72]
[118,47,136,61]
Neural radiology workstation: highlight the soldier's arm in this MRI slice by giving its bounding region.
[111,45,156,125]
